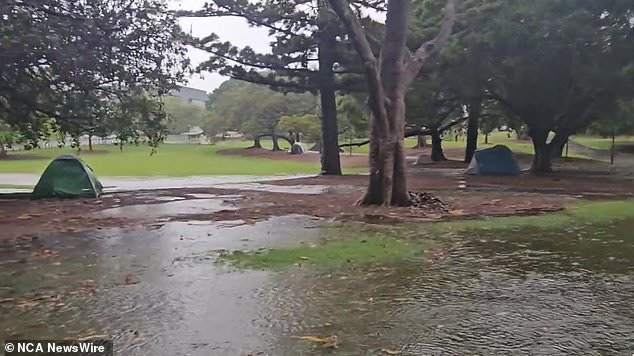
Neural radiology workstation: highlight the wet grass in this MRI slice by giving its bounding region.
[226,236,428,270]
[573,135,634,150]
[224,199,634,270]
[0,142,323,176]
[428,199,634,235]
[348,132,537,155]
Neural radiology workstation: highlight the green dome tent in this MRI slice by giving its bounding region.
[32,155,103,199]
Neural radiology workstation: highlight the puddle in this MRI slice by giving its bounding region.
[185,193,223,199]
[152,196,187,202]
[0,217,632,355]
[96,198,239,219]
[210,183,328,195]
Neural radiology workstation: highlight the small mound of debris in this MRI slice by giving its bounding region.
[408,191,450,212]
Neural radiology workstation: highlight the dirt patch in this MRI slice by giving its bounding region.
[1,163,632,242]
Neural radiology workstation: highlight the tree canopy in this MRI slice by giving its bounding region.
[206,80,319,149]
[178,0,385,174]
[1,0,188,147]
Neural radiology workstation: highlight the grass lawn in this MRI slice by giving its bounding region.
[0,141,326,176]
[346,131,537,155]
[223,199,634,270]
[573,135,634,150]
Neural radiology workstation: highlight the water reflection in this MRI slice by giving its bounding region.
[0,218,632,355]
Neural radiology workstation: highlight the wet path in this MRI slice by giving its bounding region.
[0,174,315,193]
[1,215,633,355]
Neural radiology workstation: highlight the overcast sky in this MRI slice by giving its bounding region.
[169,0,272,93]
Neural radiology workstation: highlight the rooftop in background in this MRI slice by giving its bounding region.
[170,86,209,103]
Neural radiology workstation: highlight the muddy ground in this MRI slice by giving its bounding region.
[1,160,632,241]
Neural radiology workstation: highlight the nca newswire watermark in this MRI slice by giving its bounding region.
[3,340,113,355]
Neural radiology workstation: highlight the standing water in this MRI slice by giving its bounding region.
[0,216,632,355]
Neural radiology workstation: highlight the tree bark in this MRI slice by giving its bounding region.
[414,135,428,148]
[316,14,342,176]
[88,134,93,152]
[252,135,262,148]
[548,133,568,159]
[271,133,281,151]
[328,0,456,206]
[530,129,553,173]
[464,97,482,162]
[484,133,489,144]
[430,128,447,162]
[610,132,616,165]
[0,144,6,157]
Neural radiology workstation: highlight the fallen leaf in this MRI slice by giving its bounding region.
[449,209,465,216]
[123,274,140,285]
[382,349,401,355]
[299,256,310,260]
[77,334,108,341]
[294,335,338,348]
[32,249,59,258]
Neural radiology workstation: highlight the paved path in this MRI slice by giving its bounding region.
[0,174,315,193]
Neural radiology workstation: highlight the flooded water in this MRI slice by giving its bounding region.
[1,215,632,355]
[96,197,242,219]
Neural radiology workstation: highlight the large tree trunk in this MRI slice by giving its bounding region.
[464,97,482,163]
[88,134,93,152]
[0,144,6,157]
[414,135,428,148]
[548,133,568,159]
[271,133,281,151]
[252,135,262,149]
[357,1,411,206]
[328,0,456,206]
[316,17,342,176]
[430,128,447,162]
[530,128,553,173]
[610,132,616,165]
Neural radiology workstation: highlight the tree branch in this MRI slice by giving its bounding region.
[327,0,387,126]
[402,0,457,88]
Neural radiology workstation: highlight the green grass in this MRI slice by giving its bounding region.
[0,141,325,176]
[426,199,634,235]
[226,237,426,270]
[0,184,33,189]
[573,135,634,150]
[347,131,596,158]
[346,132,536,155]
[223,199,634,270]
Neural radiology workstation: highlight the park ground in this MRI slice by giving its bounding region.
[0,133,633,235]
[1,134,633,354]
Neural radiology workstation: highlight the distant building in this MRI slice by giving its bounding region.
[170,86,209,108]
[182,126,208,144]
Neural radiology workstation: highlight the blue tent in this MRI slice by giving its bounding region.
[465,145,522,175]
